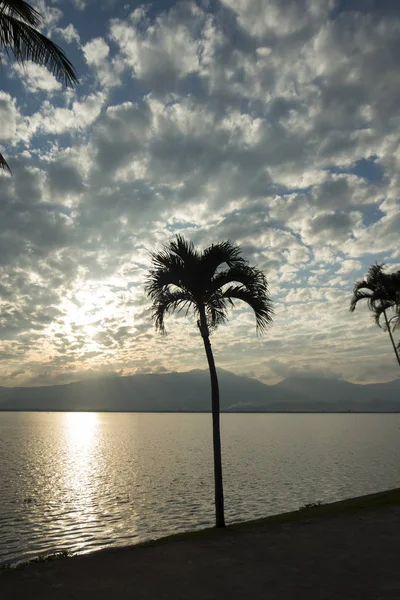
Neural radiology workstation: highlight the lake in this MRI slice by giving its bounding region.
[0,412,399,565]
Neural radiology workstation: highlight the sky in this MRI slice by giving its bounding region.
[0,0,399,387]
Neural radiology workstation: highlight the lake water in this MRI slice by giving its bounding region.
[0,412,399,565]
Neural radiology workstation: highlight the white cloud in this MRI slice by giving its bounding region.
[72,0,86,9]
[34,0,63,31]
[13,62,62,93]
[0,92,19,142]
[55,24,81,45]
[220,0,334,38]
[27,92,105,137]
[83,37,123,88]
[83,37,110,65]
[337,260,362,275]
[110,3,202,90]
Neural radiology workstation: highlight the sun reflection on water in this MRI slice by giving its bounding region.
[61,412,140,553]
[60,412,101,549]
[64,412,99,496]
[65,412,98,450]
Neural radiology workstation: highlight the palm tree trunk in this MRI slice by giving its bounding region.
[198,306,225,528]
[383,309,400,367]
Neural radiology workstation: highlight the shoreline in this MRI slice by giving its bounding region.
[2,487,399,569]
[2,487,399,599]
[1,409,400,413]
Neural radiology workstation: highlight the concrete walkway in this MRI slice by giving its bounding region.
[1,505,400,599]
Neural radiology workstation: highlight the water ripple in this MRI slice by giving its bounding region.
[1,412,400,565]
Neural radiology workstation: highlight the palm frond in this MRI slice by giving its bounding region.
[209,264,268,296]
[366,262,385,278]
[150,289,195,334]
[350,261,400,370]
[349,286,386,314]
[200,240,245,279]
[386,270,400,298]
[350,264,390,311]
[221,285,273,334]
[373,303,388,329]
[205,293,228,330]
[169,235,199,265]
[351,264,400,315]
[148,250,184,277]
[0,1,41,26]
[0,152,11,174]
[147,243,196,300]
[392,306,400,332]
[0,1,78,87]
[146,265,184,298]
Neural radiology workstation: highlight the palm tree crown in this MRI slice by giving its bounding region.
[146,235,273,335]
[350,263,400,329]
[350,263,400,365]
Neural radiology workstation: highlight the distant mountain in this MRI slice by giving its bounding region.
[271,375,400,411]
[0,369,399,412]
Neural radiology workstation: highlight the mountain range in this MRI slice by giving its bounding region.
[0,369,399,412]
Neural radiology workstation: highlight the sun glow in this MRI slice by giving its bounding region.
[61,291,110,335]
[65,412,98,448]
[37,278,139,363]
[51,286,123,349]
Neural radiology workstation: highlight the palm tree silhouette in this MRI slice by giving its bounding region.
[0,0,78,172]
[350,263,400,367]
[146,235,273,527]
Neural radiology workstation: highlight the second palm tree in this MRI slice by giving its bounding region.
[350,263,400,367]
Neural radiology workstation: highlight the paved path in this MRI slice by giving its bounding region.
[1,506,400,599]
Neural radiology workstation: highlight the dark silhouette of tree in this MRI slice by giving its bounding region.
[0,0,78,173]
[350,263,400,367]
[146,235,273,527]
[0,154,11,173]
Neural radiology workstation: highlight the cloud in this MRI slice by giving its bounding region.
[337,260,362,275]
[72,0,86,10]
[34,0,63,31]
[83,37,123,88]
[110,4,203,92]
[55,24,81,45]
[0,0,400,386]
[220,0,334,38]
[46,159,85,199]
[13,62,62,93]
[27,92,105,138]
[309,212,357,238]
[83,37,110,65]
[0,92,19,143]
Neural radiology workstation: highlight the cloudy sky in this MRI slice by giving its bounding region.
[0,0,399,387]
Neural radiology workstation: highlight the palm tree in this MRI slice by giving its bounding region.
[374,269,400,336]
[146,235,273,527]
[350,263,400,367]
[0,0,78,172]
